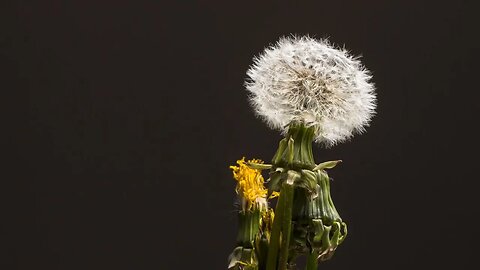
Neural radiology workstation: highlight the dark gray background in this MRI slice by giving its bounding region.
[2,1,479,269]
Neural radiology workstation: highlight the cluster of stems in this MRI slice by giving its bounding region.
[228,123,347,270]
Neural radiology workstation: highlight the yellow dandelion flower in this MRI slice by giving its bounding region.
[230,157,268,210]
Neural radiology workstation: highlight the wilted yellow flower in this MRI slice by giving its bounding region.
[230,157,268,210]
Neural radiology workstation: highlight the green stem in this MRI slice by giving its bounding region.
[266,187,285,270]
[278,180,294,270]
[305,252,318,270]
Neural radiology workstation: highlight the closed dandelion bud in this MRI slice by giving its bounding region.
[290,171,347,261]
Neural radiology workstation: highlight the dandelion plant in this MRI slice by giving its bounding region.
[228,36,376,270]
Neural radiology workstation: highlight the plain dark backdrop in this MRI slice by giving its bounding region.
[2,1,479,269]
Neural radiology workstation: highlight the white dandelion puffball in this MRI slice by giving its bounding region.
[246,36,376,146]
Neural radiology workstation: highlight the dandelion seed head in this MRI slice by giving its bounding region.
[246,36,376,147]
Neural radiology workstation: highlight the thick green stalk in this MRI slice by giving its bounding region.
[266,188,285,270]
[305,252,318,270]
[278,180,294,270]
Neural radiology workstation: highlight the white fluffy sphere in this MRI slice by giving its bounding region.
[246,36,376,147]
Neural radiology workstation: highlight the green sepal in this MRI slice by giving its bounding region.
[339,222,348,244]
[320,225,332,254]
[271,122,316,170]
[309,219,325,250]
[247,162,273,170]
[236,209,261,248]
[299,169,317,194]
[268,169,284,193]
[272,138,288,165]
[287,137,295,165]
[228,246,258,270]
[313,160,342,171]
